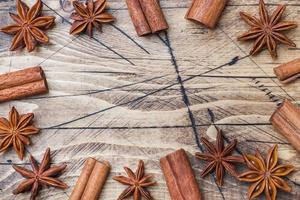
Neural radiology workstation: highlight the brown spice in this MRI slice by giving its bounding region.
[239,145,294,200]
[238,0,297,58]
[126,0,168,36]
[13,148,68,200]
[70,0,115,37]
[69,158,110,200]
[160,149,202,200]
[274,58,300,83]
[0,107,39,160]
[186,0,228,29]
[195,128,244,186]
[270,100,300,152]
[0,0,55,52]
[0,66,48,102]
[113,160,156,200]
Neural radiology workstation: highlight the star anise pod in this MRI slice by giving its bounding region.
[113,160,156,200]
[0,0,55,52]
[195,128,244,186]
[238,0,297,58]
[70,0,115,37]
[13,148,68,200]
[0,107,39,160]
[239,145,294,200]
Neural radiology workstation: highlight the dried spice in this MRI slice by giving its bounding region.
[113,160,156,200]
[195,128,244,186]
[0,0,55,52]
[70,0,115,37]
[0,107,39,160]
[13,148,68,200]
[239,145,294,200]
[238,0,297,58]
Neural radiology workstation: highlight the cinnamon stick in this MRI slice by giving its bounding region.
[160,149,202,200]
[126,0,168,36]
[186,0,227,29]
[274,58,300,83]
[0,66,48,102]
[270,100,300,152]
[69,158,110,200]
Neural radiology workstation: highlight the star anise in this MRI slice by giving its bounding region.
[113,160,156,200]
[0,107,39,160]
[13,148,68,200]
[238,0,297,58]
[70,0,115,37]
[0,0,55,52]
[239,145,294,200]
[195,128,244,186]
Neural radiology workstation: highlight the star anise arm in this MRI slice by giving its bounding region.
[13,165,35,178]
[9,107,19,128]
[13,137,25,160]
[13,179,35,194]
[273,21,297,31]
[265,179,277,200]
[73,1,89,17]
[17,114,34,129]
[238,28,263,41]
[139,174,156,186]
[221,139,237,157]
[195,152,214,161]
[42,164,67,177]
[216,129,224,152]
[39,177,68,189]
[250,34,266,55]
[0,118,11,132]
[31,16,55,28]
[222,161,239,177]
[223,155,244,163]
[266,35,277,58]
[24,29,36,52]
[94,0,106,15]
[16,0,29,19]
[9,13,23,24]
[272,32,296,47]
[201,137,217,154]
[10,31,25,51]
[243,154,265,171]
[136,160,144,180]
[271,176,292,192]
[117,186,135,200]
[248,179,266,200]
[70,21,88,36]
[133,188,140,200]
[30,27,49,44]
[271,164,294,176]
[95,13,115,22]
[139,187,153,200]
[266,145,278,170]
[27,0,42,21]
[0,135,13,152]
[19,125,39,136]
[113,176,133,185]
[238,171,262,182]
[0,25,21,35]
[39,148,51,173]
[270,4,286,25]
[216,163,224,186]
[30,181,39,200]
[240,12,262,27]
[259,0,269,25]
[201,161,216,177]
[124,167,136,180]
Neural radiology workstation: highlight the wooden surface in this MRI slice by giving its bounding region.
[0,0,299,199]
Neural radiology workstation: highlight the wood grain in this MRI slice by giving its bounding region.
[0,0,299,199]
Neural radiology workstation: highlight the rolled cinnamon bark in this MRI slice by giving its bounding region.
[270,100,300,152]
[0,79,48,102]
[69,158,110,200]
[186,0,227,29]
[126,0,168,36]
[126,0,151,36]
[0,66,48,102]
[274,58,300,83]
[139,0,168,33]
[160,149,202,200]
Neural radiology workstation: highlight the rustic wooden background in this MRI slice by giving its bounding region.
[0,0,299,199]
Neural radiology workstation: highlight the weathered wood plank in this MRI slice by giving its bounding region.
[0,0,299,199]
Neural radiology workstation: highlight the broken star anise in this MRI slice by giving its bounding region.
[70,0,115,37]
[195,128,244,186]
[0,0,55,52]
[238,0,297,58]
[13,148,68,200]
[239,145,294,200]
[0,107,39,160]
[113,160,156,200]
